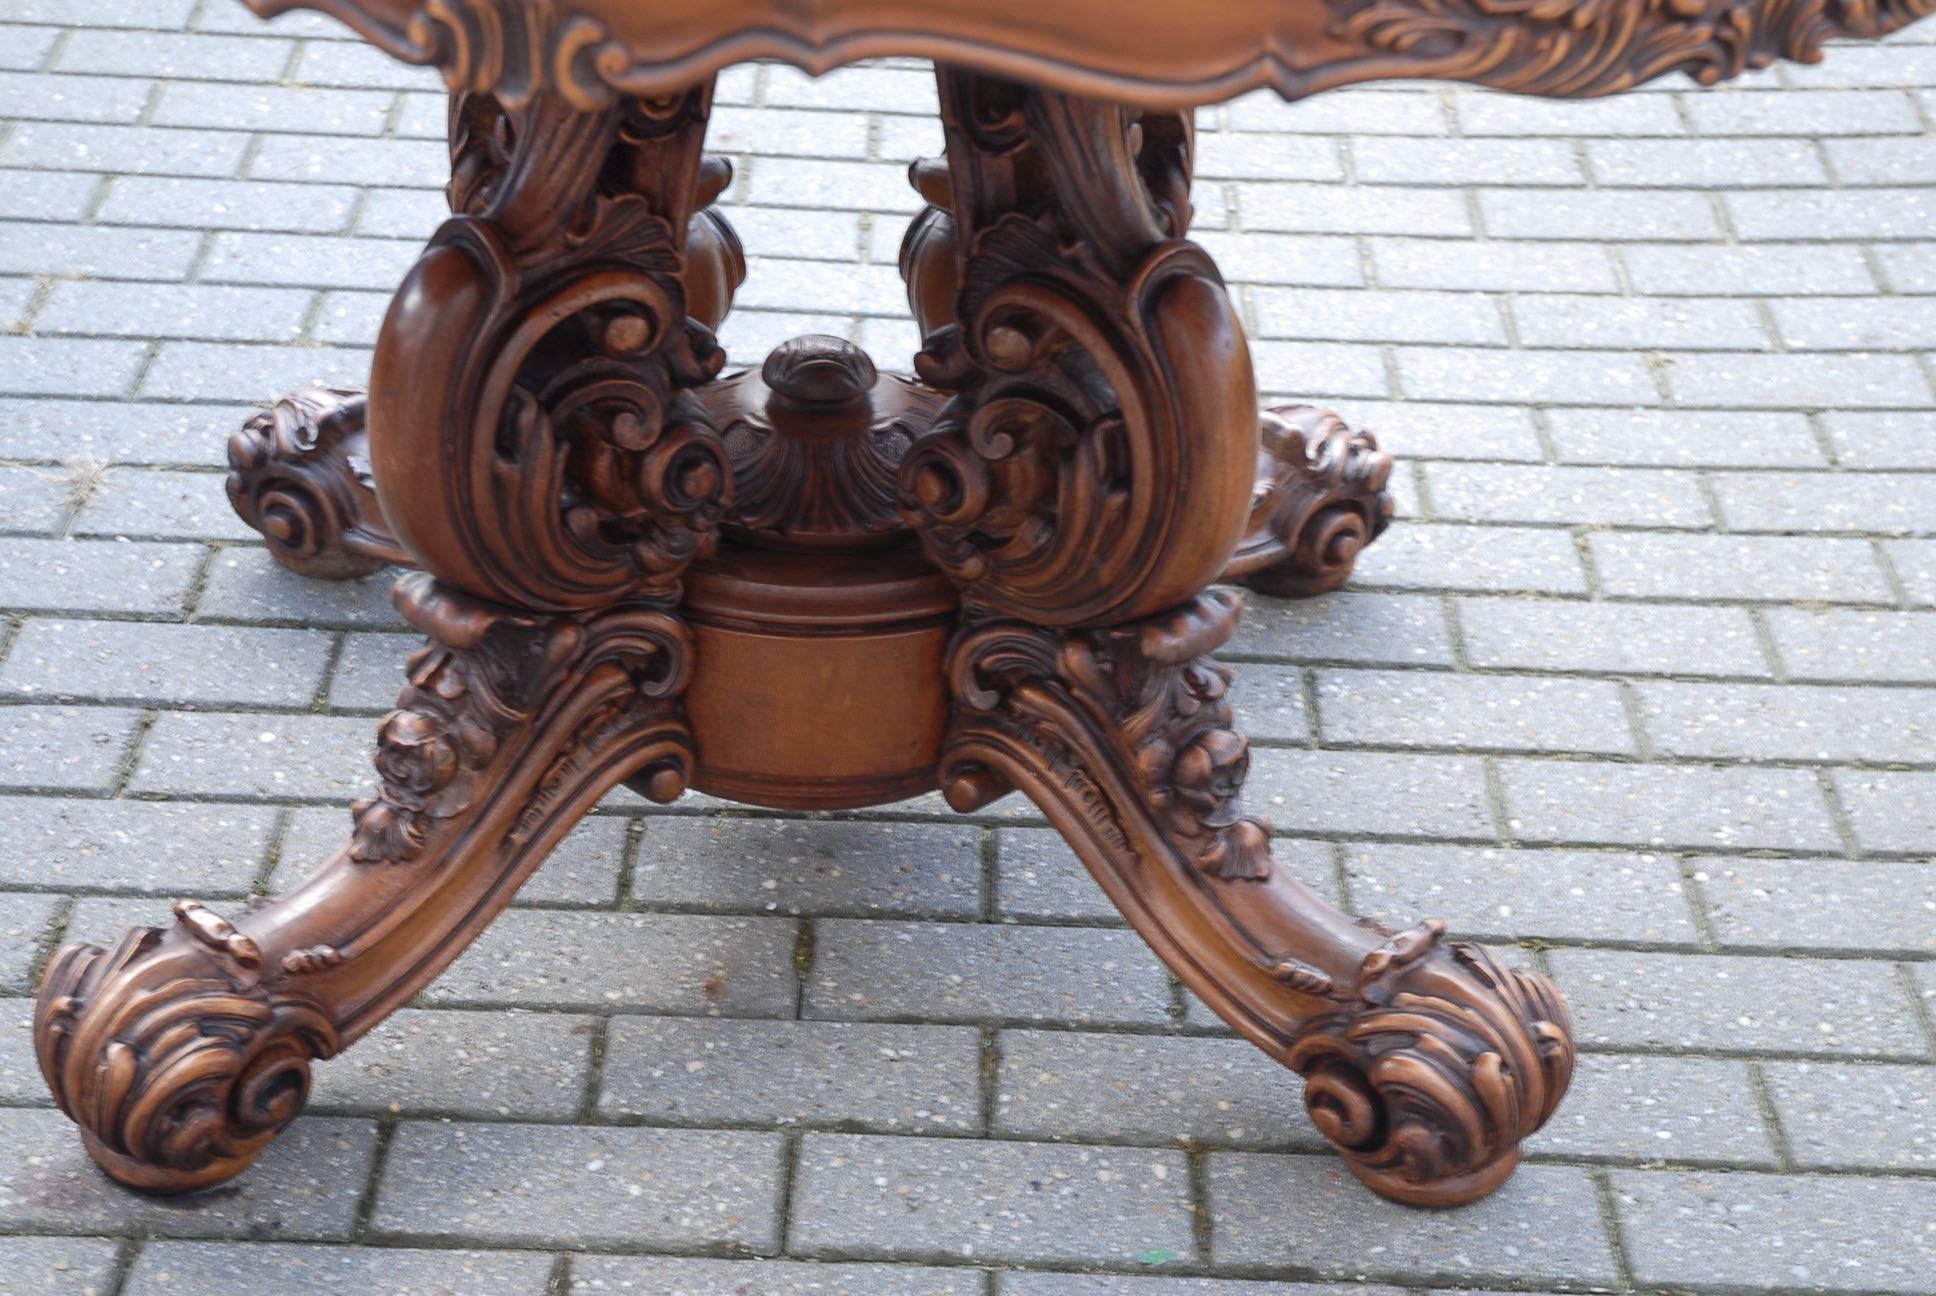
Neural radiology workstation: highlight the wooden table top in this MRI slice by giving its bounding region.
[248,0,1934,110]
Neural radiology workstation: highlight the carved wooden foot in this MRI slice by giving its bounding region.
[34,572,693,1192]
[1222,405,1396,599]
[942,589,1575,1206]
[226,387,409,579]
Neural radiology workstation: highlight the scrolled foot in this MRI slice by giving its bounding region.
[227,386,411,579]
[1289,921,1576,1208]
[1223,405,1395,599]
[34,916,338,1194]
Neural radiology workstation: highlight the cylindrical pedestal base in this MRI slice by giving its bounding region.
[669,540,957,810]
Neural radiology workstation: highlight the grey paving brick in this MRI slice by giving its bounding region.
[1834,768,1936,853]
[201,232,422,290]
[0,122,248,178]
[791,1132,1196,1266]
[0,1109,375,1238]
[0,70,151,124]
[1764,607,1936,682]
[765,64,937,112]
[1498,757,1843,850]
[0,795,272,893]
[1530,1052,1774,1165]
[1315,668,1634,755]
[1825,134,1936,185]
[140,341,369,402]
[1232,183,1471,236]
[0,892,61,992]
[0,336,147,398]
[1772,295,1936,353]
[1227,591,1454,666]
[1639,680,1936,762]
[1208,1155,1616,1282]
[1690,86,1924,133]
[1667,351,1930,409]
[994,1029,1319,1150]
[124,1242,554,1296]
[747,159,922,212]
[1876,241,1936,292]
[1511,293,1771,351]
[1231,86,1444,134]
[1250,287,1504,345]
[573,1257,980,1296]
[373,1121,786,1250]
[1371,238,1617,293]
[632,816,981,918]
[1229,661,1310,741]
[733,205,865,262]
[1714,469,1936,535]
[0,170,96,221]
[0,995,46,1104]
[1823,410,1936,469]
[248,134,445,189]
[1456,598,1772,677]
[992,828,1115,923]
[1353,523,1589,595]
[99,175,357,236]
[290,39,442,89]
[324,630,410,709]
[1193,132,1343,180]
[599,1017,983,1133]
[352,187,448,238]
[0,618,332,706]
[278,803,627,905]
[805,919,1172,1027]
[0,26,57,72]
[1457,91,1684,136]
[1251,340,1390,399]
[1343,843,1698,944]
[35,280,315,342]
[1763,1060,1936,1170]
[1548,948,1927,1058]
[128,711,374,800]
[1425,463,1711,527]
[68,467,257,540]
[0,704,140,794]
[1590,137,1828,186]
[1544,407,1825,467]
[7,0,188,20]
[150,81,395,136]
[1624,242,1878,296]
[0,1236,118,1296]
[1727,186,1936,241]
[1249,747,1495,839]
[1353,137,1584,185]
[0,463,73,532]
[312,1007,594,1119]
[197,548,405,627]
[1191,231,1365,287]
[1477,187,1723,241]
[311,289,391,346]
[56,29,291,80]
[1398,346,1659,406]
[1888,537,1936,605]
[1337,399,1547,462]
[1695,857,1936,954]
[0,396,244,466]
[735,257,910,315]
[1587,532,1895,603]
[0,536,203,615]
[426,910,798,1014]
[1003,1279,1395,1296]
[1610,1167,1936,1293]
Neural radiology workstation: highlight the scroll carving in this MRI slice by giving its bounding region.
[898,72,1256,627]
[371,86,732,611]
[1222,405,1396,599]
[226,388,408,580]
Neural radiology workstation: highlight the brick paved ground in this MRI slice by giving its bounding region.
[2,3,1935,1295]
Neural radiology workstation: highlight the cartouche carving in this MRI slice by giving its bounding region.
[226,387,408,580]
[1290,921,1576,1207]
[1223,405,1396,599]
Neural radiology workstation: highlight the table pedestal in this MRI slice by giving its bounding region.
[34,67,1573,1208]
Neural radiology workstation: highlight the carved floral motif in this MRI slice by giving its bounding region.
[1223,405,1396,599]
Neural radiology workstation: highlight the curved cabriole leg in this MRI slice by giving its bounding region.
[1223,404,1397,599]
[941,591,1575,1206]
[43,80,735,1193]
[36,571,694,1192]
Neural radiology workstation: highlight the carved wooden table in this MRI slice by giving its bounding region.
[35,0,1931,1213]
